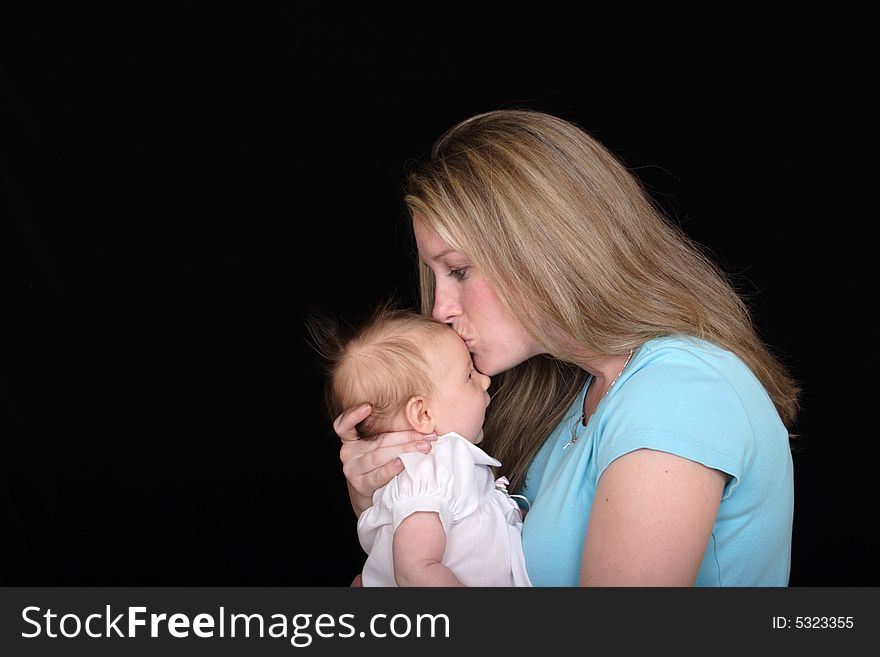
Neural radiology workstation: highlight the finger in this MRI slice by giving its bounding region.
[350,573,363,587]
[340,439,378,475]
[334,403,372,442]
[375,429,438,449]
[349,453,409,501]
[364,436,436,472]
[358,459,405,495]
[342,432,436,481]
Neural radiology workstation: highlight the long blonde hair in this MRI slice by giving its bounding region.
[403,109,799,491]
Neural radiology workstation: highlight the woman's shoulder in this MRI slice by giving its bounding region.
[604,334,782,444]
[604,334,784,458]
[632,335,763,396]
[640,334,741,365]
[598,336,789,505]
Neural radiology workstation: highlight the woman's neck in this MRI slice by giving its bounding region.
[575,351,634,422]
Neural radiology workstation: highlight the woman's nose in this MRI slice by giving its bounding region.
[431,285,460,323]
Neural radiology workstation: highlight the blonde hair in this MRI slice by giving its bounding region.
[308,306,450,439]
[404,109,799,491]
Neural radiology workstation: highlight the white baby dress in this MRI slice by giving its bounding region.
[357,432,532,587]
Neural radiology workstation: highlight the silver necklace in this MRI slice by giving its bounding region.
[563,348,634,450]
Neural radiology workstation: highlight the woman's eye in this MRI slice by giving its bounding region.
[448,267,469,281]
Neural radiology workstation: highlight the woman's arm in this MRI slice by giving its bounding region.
[392,512,463,587]
[335,404,437,516]
[580,448,727,586]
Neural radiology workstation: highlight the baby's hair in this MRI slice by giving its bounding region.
[306,302,451,439]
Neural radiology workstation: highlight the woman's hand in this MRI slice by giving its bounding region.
[335,404,437,517]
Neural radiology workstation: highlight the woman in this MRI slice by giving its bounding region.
[335,109,798,586]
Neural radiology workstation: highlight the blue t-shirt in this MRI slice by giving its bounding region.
[519,335,794,586]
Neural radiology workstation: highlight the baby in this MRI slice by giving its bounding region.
[310,306,531,587]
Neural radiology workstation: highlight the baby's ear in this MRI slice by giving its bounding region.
[404,395,434,433]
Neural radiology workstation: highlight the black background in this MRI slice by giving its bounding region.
[2,8,875,585]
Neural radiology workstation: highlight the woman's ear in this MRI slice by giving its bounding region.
[404,395,435,434]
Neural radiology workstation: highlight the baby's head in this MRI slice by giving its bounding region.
[311,306,491,443]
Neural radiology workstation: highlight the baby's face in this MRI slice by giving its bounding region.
[425,329,492,443]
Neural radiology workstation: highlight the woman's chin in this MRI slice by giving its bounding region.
[471,352,496,377]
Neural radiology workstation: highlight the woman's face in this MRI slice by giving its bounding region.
[413,218,543,376]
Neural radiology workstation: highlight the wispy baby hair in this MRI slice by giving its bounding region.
[306,301,450,439]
